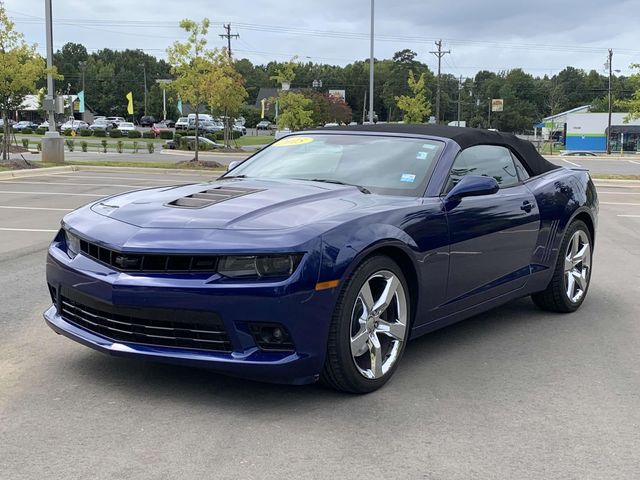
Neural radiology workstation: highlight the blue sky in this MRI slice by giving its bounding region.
[6,0,640,77]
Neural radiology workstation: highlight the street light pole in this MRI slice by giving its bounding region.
[368,0,374,123]
[487,97,492,128]
[42,0,64,163]
[607,48,613,155]
[156,80,172,122]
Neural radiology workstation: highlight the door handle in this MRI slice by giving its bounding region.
[520,201,533,213]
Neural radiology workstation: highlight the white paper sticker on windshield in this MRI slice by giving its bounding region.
[416,151,428,160]
[422,144,437,150]
[400,173,416,183]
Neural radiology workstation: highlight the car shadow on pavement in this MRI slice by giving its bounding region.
[62,296,563,407]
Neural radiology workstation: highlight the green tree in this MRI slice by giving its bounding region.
[395,71,431,123]
[276,91,314,131]
[0,4,48,160]
[167,18,216,161]
[270,57,298,89]
[206,50,248,148]
[617,64,640,121]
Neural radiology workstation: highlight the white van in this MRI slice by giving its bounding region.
[187,113,213,122]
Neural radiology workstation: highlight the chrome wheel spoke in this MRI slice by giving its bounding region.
[573,270,588,291]
[368,333,383,379]
[372,275,400,315]
[376,318,406,341]
[359,282,375,313]
[563,230,591,303]
[350,327,369,357]
[566,272,576,299]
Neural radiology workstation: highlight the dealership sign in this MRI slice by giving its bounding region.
[491,99,504,112]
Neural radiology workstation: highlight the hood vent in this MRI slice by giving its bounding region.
[167,186,263,209]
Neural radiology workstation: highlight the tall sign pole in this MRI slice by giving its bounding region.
[607,48,613,155]
[42,0,64,163]
[368,0,374,123]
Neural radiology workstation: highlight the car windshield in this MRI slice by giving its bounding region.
[120,123,133,128]
[225,133,444,197]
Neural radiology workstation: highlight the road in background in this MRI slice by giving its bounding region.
[0,170,638,479]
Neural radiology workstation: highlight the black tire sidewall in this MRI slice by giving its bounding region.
[332,256,411,393]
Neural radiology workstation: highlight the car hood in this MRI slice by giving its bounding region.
[89,178,415,231]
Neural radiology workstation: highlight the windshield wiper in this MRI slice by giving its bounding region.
[221,174,247,179]
[307,178,371,194]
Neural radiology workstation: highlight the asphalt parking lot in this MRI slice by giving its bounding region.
[1,168,639,479]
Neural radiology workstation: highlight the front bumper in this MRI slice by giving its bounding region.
[45,240,334,385]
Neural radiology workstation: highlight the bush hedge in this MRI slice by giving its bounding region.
[142,131,154,139]
[128,129,142,138]
[79,129,92,137]
[35,127,47,135]
[109,129,122,138]
[159,130,174,140]
[93,130,106,137]
[22,128,33,135]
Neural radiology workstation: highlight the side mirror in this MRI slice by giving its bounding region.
[228,160,241,171]
[445,175,499,204]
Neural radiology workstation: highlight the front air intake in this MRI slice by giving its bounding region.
[167,186,263,209]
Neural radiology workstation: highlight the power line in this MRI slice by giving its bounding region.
[430,40,450,123]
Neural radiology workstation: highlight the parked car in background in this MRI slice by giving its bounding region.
[165,136,222,150]
[105,117,126,128]
[117,122,136,134]
[256,120,274,131]
[233,122,247,135]
[162,119,176,128]
[60,120,89,133]
[150,122,172,137]
[139,116,156,127]
[199,121,224,134]
[175,117,189,131]
[89,119,112,132]
[13,121,40,132]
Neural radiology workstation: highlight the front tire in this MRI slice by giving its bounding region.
[532,220,593,313]
[321,255,411,393]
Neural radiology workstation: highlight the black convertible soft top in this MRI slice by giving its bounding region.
[323,124,559,177]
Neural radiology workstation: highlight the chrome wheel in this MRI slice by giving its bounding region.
[350,270,408,380]
[564,230,591,303]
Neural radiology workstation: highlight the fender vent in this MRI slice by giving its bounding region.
[167,186,263,208]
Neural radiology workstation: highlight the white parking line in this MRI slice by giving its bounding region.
[0,206,73,211]
[0,227,57,233]
[617,214,640,218]
[0,181,149,188]
[629,160,640,165]
[561,158,582,167]
[34,174,207,183]
[600,201,640,206]
[598,191,640,195]
[0,191,104,197]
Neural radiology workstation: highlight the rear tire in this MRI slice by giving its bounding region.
[532,220,592,313]
[321,255,411,394]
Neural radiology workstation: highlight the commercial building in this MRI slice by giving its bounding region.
[566,112,640,152]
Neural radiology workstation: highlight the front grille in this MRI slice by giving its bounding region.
[79,239,218,273]
[60,295,232,353]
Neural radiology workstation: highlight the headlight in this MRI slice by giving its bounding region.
[218,254,302,279]
[64,230,81,259]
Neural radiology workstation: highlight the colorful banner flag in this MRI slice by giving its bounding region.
[177,97,183,115]
[77,90,85,113]
[260,98,266,119]
[126,92,134,115]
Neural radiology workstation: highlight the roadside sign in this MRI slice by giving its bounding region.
[491,99,504,112]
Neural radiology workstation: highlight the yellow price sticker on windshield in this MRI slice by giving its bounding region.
[273,136,314,147]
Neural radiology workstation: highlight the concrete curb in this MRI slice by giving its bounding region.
[0,164,225,180]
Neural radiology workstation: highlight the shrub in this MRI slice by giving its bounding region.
[22,138,30,148]
[147,142,155,154]
[36,142,42,152]
[109,129,122,138]
[132,140,139,153]
[205,133,217,142]
[80,141,88,152]
[79,129,92,137]
[35,127,46,135]
[63,129,74,136]
[159,130,174,140]
[116,140,124,153]
[23,128,33,135]
[65,139,75,152]
[101,139,107,153]
[93,129,106,137]
[214,132,224,141]
[128,129,142,138]
[174,133,182,145]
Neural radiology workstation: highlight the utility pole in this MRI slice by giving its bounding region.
[219,24,239,59]
[487,97,492,128]
[430,40,450,123]
[607,48,613,155]
[368,0,375,123]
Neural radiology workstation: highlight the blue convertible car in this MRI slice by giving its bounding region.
[44,125,598,393]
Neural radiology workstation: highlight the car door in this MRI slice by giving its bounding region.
[442,145,540,310]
